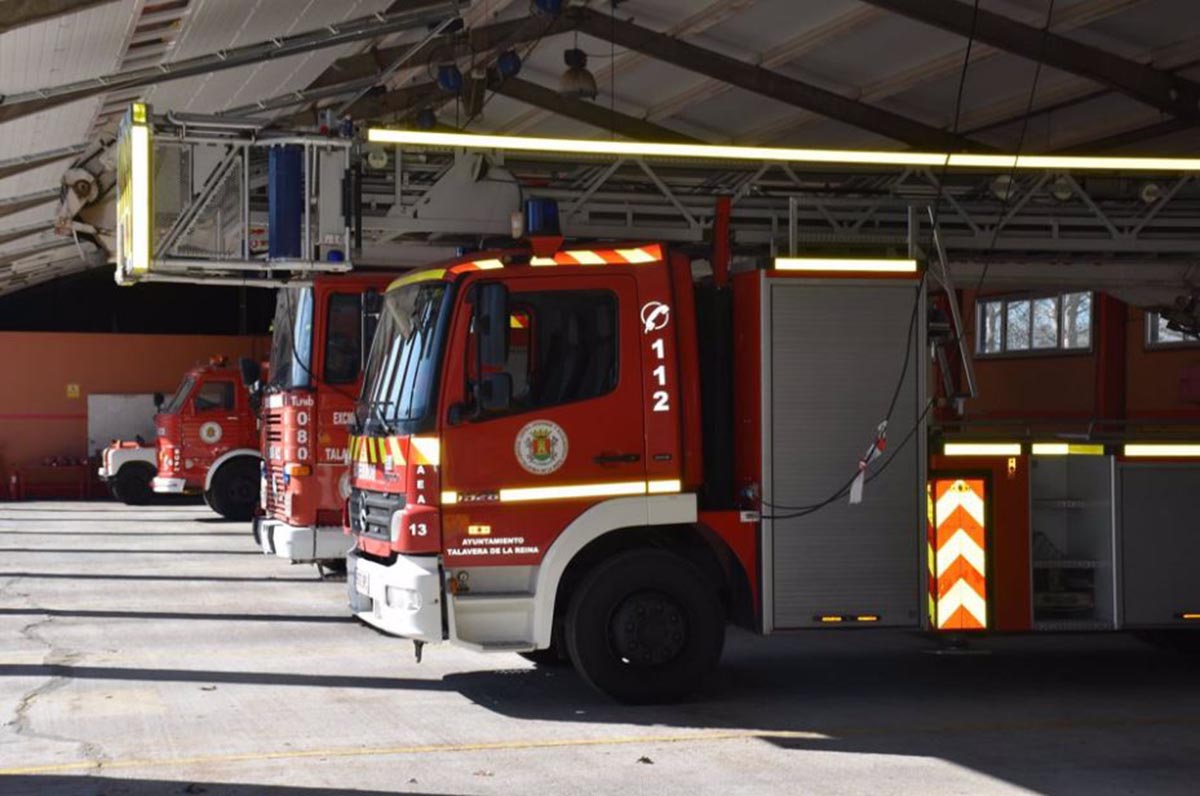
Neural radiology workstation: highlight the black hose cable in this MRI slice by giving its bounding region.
[760,400,934,522]
[757,1,983,520]
[759,273,924,512]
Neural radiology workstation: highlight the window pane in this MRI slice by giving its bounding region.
[195,381,233,412]
[1032,296,1059,349]
[324,293,362,385]
[980,300,1003,354]
[1006,299,1031,350]
[1150,312,1199,345]
[1062,292,1091,349]
[469,290,618,417]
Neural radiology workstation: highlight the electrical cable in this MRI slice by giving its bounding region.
[760,400,934,521]
[968,0,1057,332]
[757,0,985,520]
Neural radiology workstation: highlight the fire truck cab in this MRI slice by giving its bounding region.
[253,273,391,568]
[152,358,261,520]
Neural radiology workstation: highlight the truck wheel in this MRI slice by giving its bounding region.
[112,464,154,505]
[207,459,259,521]
[565,549,725,704]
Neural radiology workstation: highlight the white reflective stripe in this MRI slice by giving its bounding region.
[410,436,440,466]
[943,442,1022,456]
[937,580,988,629]
[935,487,985,529]
[500,481,647,503]
[615,247,658,264]
[530,256,556,266]
[564,250,607,265]
[774,257,917,273]
[445,480,682,504]
[935,530,986,578]
[1124,443,1200,457]
[472,259,504,270]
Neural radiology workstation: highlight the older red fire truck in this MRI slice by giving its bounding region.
[252,273,391,569]
[343,242,1200,703]
[152,358,262,520]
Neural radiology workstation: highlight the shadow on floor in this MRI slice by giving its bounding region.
[0,776,464,796]
[1,634,1198,794]
[0,571,320,584]
[0,548,262,555]
[0,608,349,623]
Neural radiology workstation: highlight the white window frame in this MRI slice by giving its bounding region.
[1145,311,1200,349]
[976,291,1093,357]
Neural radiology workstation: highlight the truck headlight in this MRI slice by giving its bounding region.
[385,586,422,612]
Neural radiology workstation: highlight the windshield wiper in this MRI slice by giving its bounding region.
[363,399,392,436]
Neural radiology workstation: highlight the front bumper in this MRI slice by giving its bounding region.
[258,518,350,563]
[152,477,187,494]
[347,550,443,642]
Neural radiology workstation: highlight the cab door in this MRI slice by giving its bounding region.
[439,273,645,567]
[186,377,238,468]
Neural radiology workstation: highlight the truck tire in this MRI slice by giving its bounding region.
[564,548,725,704]
[112,463,154,505]
[206,458,260,521]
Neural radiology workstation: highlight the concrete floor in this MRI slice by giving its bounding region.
[1,502,1198,796]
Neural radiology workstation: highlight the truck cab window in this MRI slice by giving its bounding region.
[469,290,617,416]
[324,293,362,384]
[194,381,234,412]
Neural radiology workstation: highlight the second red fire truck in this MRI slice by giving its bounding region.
[152,357,262,520]
[252,273,391,569]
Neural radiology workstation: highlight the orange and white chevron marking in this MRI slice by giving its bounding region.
[531,244,663,266]
[933,478,988,630]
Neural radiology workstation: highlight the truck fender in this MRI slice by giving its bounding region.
[529,493,697,649]
[204,448,262,492]
[107,447,156,476]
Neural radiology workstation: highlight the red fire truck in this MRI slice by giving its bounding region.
[252,273,391,569]
[344,244,1200,703]
[152,357,262,520]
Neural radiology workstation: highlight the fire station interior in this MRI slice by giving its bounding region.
[2,1,1200,794]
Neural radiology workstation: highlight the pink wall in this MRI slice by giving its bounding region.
[0,332,267,475]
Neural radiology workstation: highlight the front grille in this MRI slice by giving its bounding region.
[264,405,283,443]
[349,488,405,540]
[263,465,286,516]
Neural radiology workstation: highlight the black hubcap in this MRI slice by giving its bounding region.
[610,590,687,666]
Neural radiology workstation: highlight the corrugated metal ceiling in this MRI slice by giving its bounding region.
[1,0,1198,293]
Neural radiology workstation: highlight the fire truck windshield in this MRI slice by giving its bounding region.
[268,287,315,390]
[358,281,450,434]
[158,375,195,414]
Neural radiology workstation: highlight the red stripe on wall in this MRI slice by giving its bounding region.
[0,413,88,420]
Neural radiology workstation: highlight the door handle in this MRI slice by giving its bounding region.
[594,452,641,464]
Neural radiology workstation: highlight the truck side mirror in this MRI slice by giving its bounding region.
[479,372,513,413]
[476,282,509,369]
[153,392,165,408]
[238,357,261,388]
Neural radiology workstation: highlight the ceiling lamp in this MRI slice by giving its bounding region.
[559,48,598,100]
